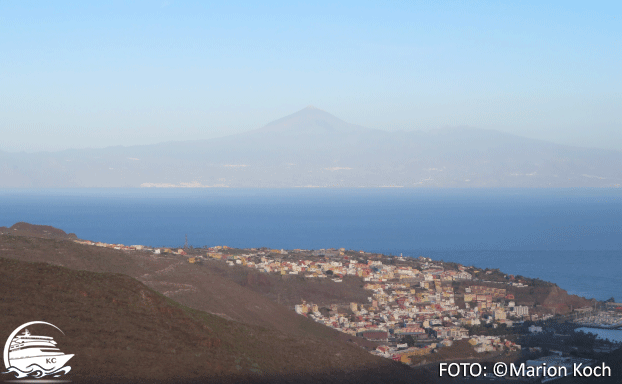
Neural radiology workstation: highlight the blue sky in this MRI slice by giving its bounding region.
[1,1,620,152]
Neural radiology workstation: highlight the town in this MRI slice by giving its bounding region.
[72,238,621,379]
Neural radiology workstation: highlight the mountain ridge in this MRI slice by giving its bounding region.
[1,107,620,188]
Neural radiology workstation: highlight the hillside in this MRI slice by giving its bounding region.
[1,107,621,188]
[1,257,427,383]
[0,222,78,240]
[208,261,372,307]
[0,234,351,337]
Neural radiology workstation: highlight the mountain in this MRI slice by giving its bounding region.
[1,106,621,187]
[254,105,374,135]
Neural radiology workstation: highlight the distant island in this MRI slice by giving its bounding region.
[1,106,621,188]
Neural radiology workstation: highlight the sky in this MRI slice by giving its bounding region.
[1,1,620,152]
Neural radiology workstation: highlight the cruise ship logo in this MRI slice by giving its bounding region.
[2,321,73,379]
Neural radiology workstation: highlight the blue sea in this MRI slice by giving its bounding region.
[1,188,621,302]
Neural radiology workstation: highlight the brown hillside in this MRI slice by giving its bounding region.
[208,261,371,307]
[0,257,428,384]
[542,285,595,314]
[0,234,370,342]
[0,222,78,240]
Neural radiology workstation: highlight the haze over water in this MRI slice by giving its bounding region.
[1,188,620,301]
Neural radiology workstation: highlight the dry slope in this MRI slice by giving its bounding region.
[1,257,426,384]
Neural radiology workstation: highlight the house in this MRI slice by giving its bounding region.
[431,327,469,339]
[512,305,529,317]
[394,327,426,336]
[493,310,506,320]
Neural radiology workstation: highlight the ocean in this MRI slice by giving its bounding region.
[1,188,621,302]
[576,328,622,343]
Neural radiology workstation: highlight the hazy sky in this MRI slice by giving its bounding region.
[1,1,620,152]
